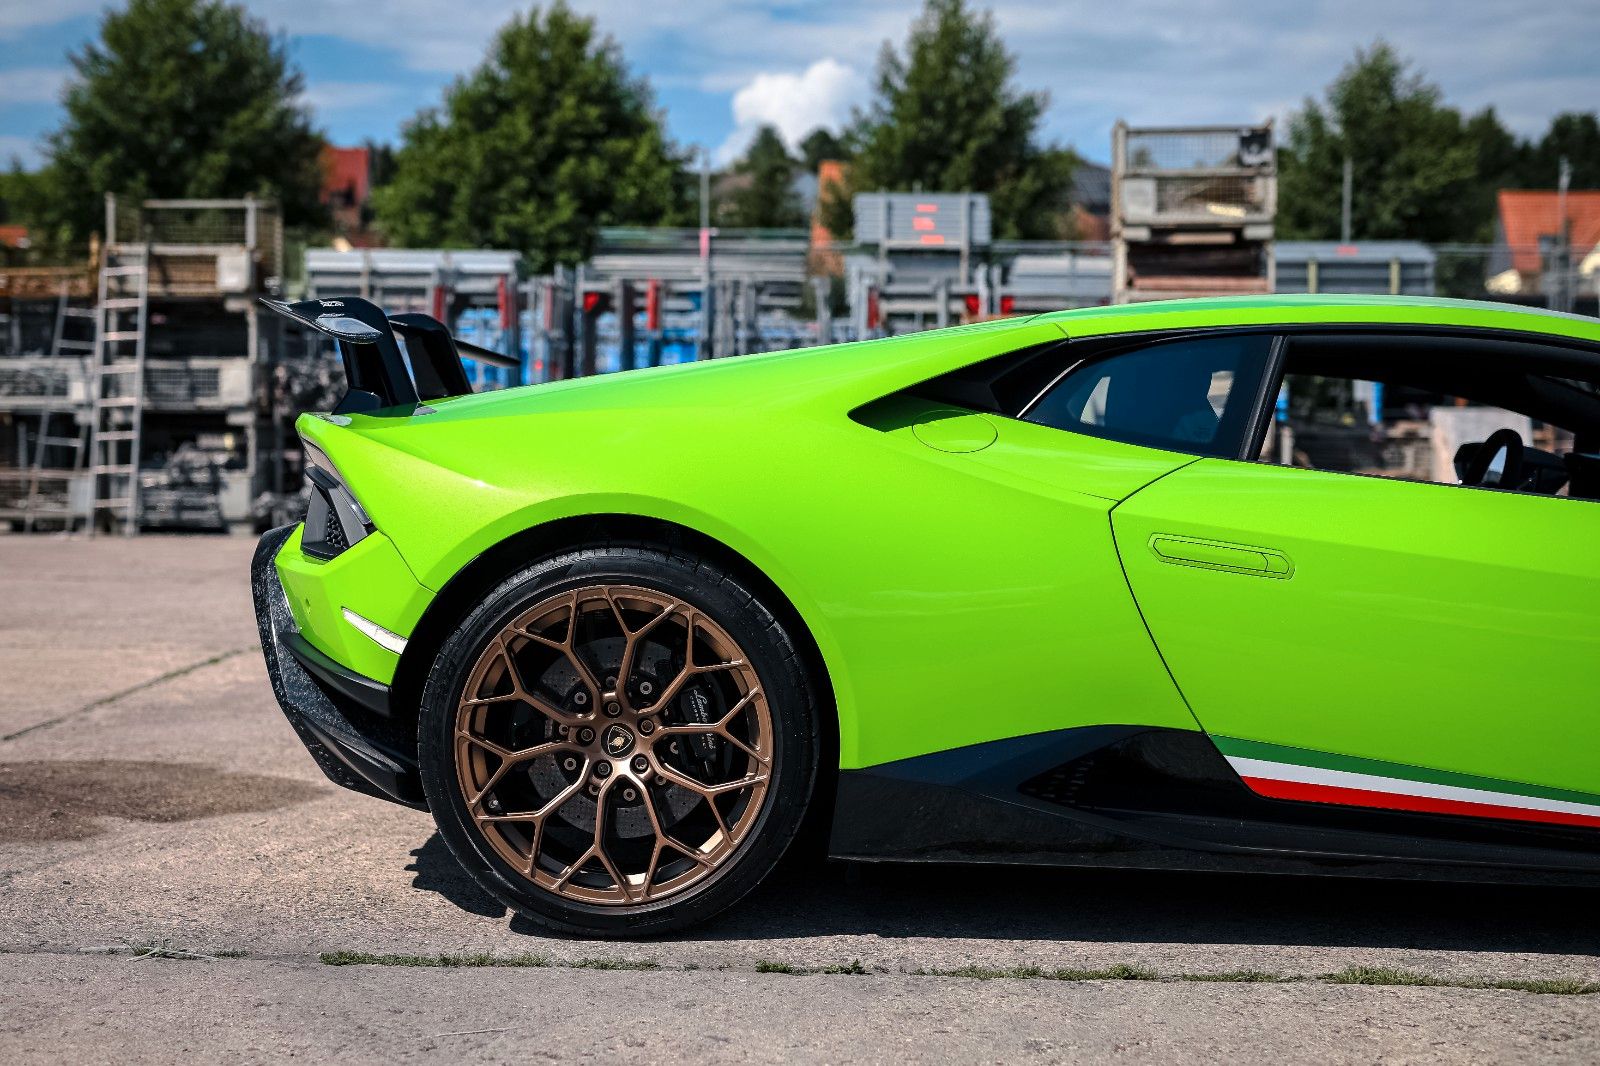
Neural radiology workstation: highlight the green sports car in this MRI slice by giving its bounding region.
[252,293,1600,936]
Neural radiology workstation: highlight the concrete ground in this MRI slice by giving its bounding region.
[2,534,1598,1063]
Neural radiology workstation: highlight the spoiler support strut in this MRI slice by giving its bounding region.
[262,295,518,413]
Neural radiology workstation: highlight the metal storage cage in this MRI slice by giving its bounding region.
[526,228,813,373]
[1275,242,1436,296]
[1112,122,1277,303]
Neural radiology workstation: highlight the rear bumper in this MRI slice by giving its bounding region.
[252,526,425,809]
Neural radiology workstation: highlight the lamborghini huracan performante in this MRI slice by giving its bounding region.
[252,293,1600,936]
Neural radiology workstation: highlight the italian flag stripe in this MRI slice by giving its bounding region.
[1215,738,1600,830]
[1241,777,1600,831]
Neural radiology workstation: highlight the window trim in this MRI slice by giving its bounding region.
[1240,334,1288,462]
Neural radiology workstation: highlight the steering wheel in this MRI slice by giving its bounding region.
[1463,427,1525,489]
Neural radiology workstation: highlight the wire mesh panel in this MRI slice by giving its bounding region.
[1122,127,1274,172]
[111,201,245,245]
[107,196,283,282]
[0,361,80,400]
[1154,175,1267,216]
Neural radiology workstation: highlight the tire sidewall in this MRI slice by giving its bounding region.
[418,545,818,937]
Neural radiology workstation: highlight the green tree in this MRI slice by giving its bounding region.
[1462,107,1528,238]
[372,2,689,269]
[828,0,1075,239]
[721,125,806,229]
[1279,42,1488,242]
[35,0,323,247]
[1522,112,1600,189]
[797,128,845,172]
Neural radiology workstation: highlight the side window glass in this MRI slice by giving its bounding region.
[1024,333,1274,458]
[1262,372,1582,498]
[1256,333,1600,502]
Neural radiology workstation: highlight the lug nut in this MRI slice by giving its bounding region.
[631,755,649,774]
[638,719,655,735]
[595,761,612,778]
[604,700,622,717]
[578,727,595,744]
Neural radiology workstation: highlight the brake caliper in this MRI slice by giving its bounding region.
[679,683,719,761]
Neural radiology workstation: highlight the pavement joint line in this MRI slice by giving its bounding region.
[0,646,253,744]
[3,945,1600,995]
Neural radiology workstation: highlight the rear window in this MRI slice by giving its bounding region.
[1023,333,1276,458]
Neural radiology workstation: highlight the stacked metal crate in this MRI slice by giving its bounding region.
[1111,123,1276,303]
[566,227,812,369]
[0,265,97,530]
[90,195,288,533]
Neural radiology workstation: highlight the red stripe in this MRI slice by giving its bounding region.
[1241,776,1600,831]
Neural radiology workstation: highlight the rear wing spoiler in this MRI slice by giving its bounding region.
[262,295,518,414]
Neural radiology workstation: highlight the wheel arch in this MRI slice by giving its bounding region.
[389,513,841,810]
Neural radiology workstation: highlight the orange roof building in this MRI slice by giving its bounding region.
[320,145,376,244]
[320,145,371,209]
[1496,190,1600,275]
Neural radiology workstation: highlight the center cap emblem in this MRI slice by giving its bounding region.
[602,724,635,758]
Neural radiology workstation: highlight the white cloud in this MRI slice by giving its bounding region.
[715,58,863,163]
[1,0,1595,172]
[0,1,102,41]
[0,66,68,107]
[298,80,404,115]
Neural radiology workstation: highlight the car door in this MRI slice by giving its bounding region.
[1111,331,1600,816]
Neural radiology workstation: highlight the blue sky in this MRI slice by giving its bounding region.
[2,1,1597,170]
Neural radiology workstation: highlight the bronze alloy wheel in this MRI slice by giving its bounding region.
[453,584,773,906]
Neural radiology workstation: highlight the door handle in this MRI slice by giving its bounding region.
[1148,535,1293,579]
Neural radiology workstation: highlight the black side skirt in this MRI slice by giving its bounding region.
[829,727,1600,883]
[252,526,425,809]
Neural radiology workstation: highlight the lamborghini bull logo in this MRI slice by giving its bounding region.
[602,724,635,758]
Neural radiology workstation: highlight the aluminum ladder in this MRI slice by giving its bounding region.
[88,247,150,535]
[19,285,95,531]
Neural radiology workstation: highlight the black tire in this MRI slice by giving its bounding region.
[418,543,820,937]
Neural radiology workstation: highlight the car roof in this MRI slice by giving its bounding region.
[1030,294,1600,347]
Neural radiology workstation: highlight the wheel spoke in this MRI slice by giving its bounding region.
[457,736,569,810]
[604,589,683,706]
[656,688,769,767]
[655,760,768,799]
[475,767,588,825]
[639,781,714,888]
[516,591,605,700]
[585,778,638,902]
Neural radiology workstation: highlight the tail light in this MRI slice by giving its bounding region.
[301,440,372,560]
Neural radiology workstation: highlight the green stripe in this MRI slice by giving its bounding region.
[1213,736,1600,810]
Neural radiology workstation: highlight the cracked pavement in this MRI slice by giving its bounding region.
[2,534,1598,1062]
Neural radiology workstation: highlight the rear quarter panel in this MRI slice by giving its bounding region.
[301,322,1198,769]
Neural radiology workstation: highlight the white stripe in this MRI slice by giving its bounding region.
[342,607,408,654]
[1226,755,1600,822]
